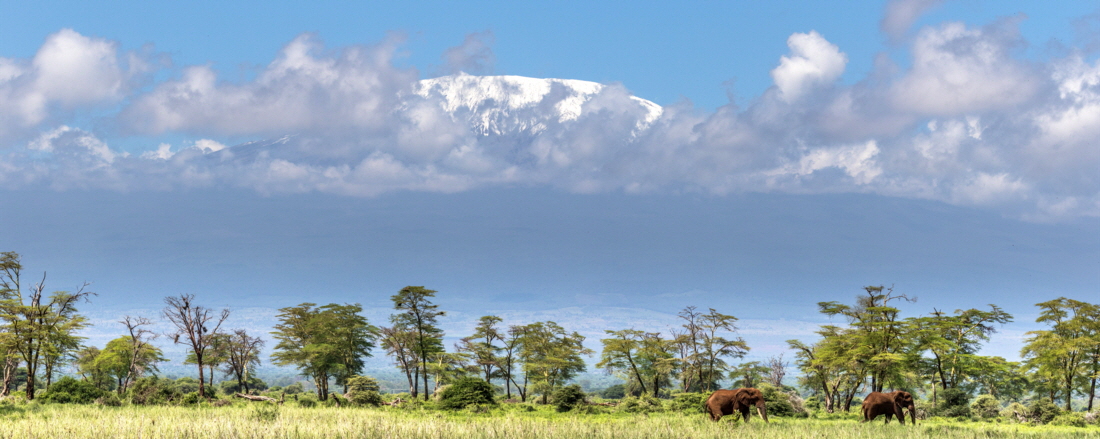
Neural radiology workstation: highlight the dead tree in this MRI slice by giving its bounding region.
[120,316,157,394]
[163,294,229,399]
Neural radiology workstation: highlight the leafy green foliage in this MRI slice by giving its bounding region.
[970,394,1000,419]
[597,384,625,399]
[439,377,496,410]
[40,377,107,404]
[128,377,180,405]
[271,302,379,400]
[668,392,707,413]
[551,384,586,412]
[935,388,971,418]
[617,395,663,413]
[758,383,797,417]
[345,375,384,406]
[1026,398,1061,424]
[1049,412,1086,427]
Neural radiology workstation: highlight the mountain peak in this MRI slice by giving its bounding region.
[412,73,662,136]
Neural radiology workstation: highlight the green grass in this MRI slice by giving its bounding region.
[0,403,1097,439]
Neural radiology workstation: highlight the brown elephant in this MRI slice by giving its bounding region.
[705,388,769,422]
[861,391,916,425]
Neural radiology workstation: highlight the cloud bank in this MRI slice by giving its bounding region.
[0,19,1098,220]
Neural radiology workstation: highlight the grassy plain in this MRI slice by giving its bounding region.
[0,403,1098,439]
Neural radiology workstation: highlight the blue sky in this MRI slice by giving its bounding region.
[0,0,1098,365]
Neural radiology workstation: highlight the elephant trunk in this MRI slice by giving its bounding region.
[908,404,916,425]
[756,400,769,423]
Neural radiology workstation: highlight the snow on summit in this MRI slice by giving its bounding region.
[413,73,663,136]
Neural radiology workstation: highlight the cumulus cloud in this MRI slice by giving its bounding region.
[1,21,1098,221]
[441,31,495,75]
[119,33,418,137]
[770,31,848,102]
[881,0,946,42]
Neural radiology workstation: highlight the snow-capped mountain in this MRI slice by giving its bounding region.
[411,73,663,136]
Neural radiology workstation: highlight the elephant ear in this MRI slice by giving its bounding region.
[893,392,907,404]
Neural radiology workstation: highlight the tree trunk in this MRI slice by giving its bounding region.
[196,358,206,399]
[422,358,430,401]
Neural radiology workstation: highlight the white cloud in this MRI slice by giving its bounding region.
[881,0,946,41]
[890,20,1039,115]
[770,31,848,102]
[0,22,1098,221]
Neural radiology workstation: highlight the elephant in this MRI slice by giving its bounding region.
[861,391,916,425]
[705,388,769,422]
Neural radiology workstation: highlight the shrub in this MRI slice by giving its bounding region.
[283,382,305,394]
[598,384,625,399]
[758,384,795,417]
[1050,412,1087,427]
[551,384,587,412]
[669,392,707,414]
[296,395,317,408]
[95,393,122,406]
[345,375,384,406]
[128,377,179,405]
[40,377,107,404]
[173,377,200,395]
[970,394,1000,419]
[618,395,663,413]
[934,388,971,418]
[219,377,268,395]
[1001,402,1028,422]
[180,391,202,405]
[438,377,496,410]
[1027,399,1061,424]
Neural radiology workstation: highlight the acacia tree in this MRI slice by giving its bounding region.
[1021,298,1097,410]
[118,316,158,394]
[456,315,503,383]
[271,303,378,399]
[516,321,592,403]
[0,251,94,400]
[380,324,420,398]
[598,329,676,398]
[672,307,748,392]
[729,361,770,388]
[95,335,166,394]
[501,324,526,400]
[390,286,445,401]
[163,294,230,399]
[819,285,913,393]
[910,305,1013,391]
[223,329,265,394]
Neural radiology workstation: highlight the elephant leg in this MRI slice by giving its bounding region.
[885,413,893,424]
[741,408,751,422]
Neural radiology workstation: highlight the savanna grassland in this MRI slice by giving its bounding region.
[1,403,1098,439]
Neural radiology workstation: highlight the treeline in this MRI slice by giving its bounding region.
[1,250,1098,416]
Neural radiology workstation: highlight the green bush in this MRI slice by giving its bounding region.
[296,395,317,408]
[1001,402,1027,421]
[970,394,1000,419]
[180,391,202,405]
[438,377,496,410]
[128,377,179,405]
[551,384,587,412]
[669,392,707,414]
[598,384,625,399]
[173,377,200,395]
[219,377,268,395]
[40,377,107,404]
[95,393,122,406]
[934,388,971,418]
[344,375,384,406]
[618,395,663,413]
[1049,412,1086,427]
[1027,399,1062,425]
[758,384,796,417]
[283,382,304,394]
